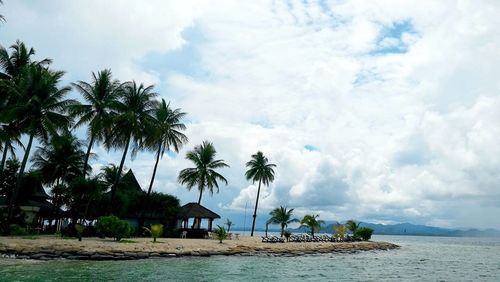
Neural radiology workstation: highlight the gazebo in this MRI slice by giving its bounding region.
[177,203,220,238]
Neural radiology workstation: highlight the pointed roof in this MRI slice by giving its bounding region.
[177,203,221,219]
[120,169,143,192]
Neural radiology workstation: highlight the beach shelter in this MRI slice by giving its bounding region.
[177,202,220,233]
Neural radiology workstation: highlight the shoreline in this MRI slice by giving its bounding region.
[0,235,399,261]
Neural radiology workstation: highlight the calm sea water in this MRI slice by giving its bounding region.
[1,235,499,281]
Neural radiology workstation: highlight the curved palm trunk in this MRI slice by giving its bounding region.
[82,134,95,177]
[7,133,34,222]
[281,223,285,237]
[110,134,131,211]
[250,179,262,237]
[0,140,10,172]
[197,188,203,205]
[139,143,162,229]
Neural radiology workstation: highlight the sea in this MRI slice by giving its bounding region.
[1,235,499,281]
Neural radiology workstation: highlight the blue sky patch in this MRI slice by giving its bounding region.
[304,144,319,151]
[372,20,417,55]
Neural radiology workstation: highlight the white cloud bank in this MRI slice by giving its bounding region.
[2,0,500,228]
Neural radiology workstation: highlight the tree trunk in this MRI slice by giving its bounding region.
[139,143,162,230]
[110,134,131,211]
[0,140,9,172]
[7,133,34,222]
[250,179,262,237]
[82,134,95,177]
[197,187,203,205]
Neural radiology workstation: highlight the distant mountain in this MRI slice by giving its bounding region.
[291,222,500,237]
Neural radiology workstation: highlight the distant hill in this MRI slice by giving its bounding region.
[290,222,500,237]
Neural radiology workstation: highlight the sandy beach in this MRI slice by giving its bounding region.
[0,235,399,260]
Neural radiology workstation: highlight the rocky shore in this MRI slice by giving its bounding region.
[0,236,399,261]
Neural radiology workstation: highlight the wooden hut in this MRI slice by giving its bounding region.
[177,203,220,238]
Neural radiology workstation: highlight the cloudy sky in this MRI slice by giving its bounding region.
[2,0,500,230]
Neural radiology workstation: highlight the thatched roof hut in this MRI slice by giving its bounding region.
[177,203,220,234]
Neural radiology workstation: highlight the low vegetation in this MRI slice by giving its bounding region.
[95,215,131,241]
[143,224,164,243]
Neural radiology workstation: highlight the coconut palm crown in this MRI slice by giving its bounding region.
[178,141,229,204]
[300,214,324,238]
[245,151,276,236]
[69,69,121,176]
[268,206,298,237]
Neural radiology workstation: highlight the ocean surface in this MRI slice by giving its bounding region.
[1,235,499,281]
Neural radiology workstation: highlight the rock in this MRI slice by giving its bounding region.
[136,252,149,259]
[90,254,116,260]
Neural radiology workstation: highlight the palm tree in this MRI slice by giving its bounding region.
[268,206,298,237]
[0,41,48,170]
[140,99,187,226]
[225,218,233,232]
[300,214,324,238]
[178,141,229,205]
[106,81,157,206]
[69,69,121,177]
[4,63,75,221]
[245,151,276,236]
[345,219,361,234]
[31,132,89,186]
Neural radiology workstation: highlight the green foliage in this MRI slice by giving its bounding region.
[268,206,298,237]
[354,227,374,241]
[333,224,347,239]
[143,224,163,242]
[213,225,228,243]
[74,223,85,241]
[178,141,229,205]
[96,215,131,241]
[300,214,324,238]
[345,219,361,233]
[9,224,28,236]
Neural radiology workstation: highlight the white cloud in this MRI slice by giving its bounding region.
[3,0,500,229]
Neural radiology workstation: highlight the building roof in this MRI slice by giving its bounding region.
[177,203,221,219]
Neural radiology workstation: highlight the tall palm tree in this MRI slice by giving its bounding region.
[4,63,75,220]
[70,69,121,177]
[245,151,276,236]
[0,41,48,170]
[268,206,298,237]
[178,141,229,205]
[139,99,187,227]
[300,214,324,238]
[106,81,157,206]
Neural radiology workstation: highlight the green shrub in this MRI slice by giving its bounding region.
[354,227,374,241]
[9,224,28,236]
[143,224,163,242]
[96,215,131,241]
[75,224,85,241]
[213,225,228,243]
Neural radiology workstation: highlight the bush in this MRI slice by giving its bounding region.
[143,224,163,242]
[96,215,131,241]
[213,225,228,243]
[9,224,28,236]
[354,227,374,241]
[75,224,85,241]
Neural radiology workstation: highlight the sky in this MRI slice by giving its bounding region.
[2,0,500,230]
